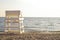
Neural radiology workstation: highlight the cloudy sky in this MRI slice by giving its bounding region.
[0,0,60,17]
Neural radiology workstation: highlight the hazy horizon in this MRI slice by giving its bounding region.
[0,0,60,17]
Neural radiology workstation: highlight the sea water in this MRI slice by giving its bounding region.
[0,17,60,32]
[24,17,60,32]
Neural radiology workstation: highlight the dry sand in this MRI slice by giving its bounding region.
[0,32,60,40]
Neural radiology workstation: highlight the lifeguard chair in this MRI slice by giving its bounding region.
[5,10,24,34]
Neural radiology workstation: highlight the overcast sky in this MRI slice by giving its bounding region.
[0,0,60,17]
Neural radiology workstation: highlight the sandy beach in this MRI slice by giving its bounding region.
[0,32,60,40]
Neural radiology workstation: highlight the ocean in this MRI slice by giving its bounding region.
[0,17,60,32]
[24,17,60,32]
